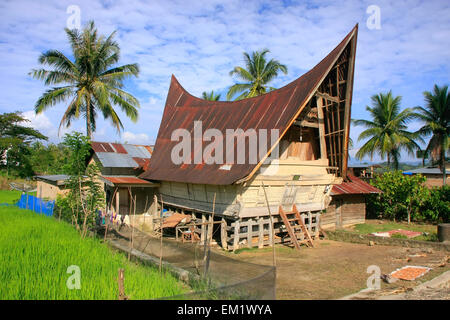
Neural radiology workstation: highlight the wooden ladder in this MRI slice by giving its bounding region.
[278,204,314,250]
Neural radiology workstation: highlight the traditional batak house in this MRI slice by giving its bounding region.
[140,25,379,250]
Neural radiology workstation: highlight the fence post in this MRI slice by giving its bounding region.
[118,268,127,300]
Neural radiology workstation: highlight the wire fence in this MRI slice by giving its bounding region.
[104,223,276,300]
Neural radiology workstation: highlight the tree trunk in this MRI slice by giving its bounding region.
[86,97,92,138]
[442,147,446,185]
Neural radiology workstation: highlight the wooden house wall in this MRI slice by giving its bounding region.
[321,194,366,229]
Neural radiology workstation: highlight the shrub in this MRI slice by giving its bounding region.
[368,171,450,223]
[55,133,104,238]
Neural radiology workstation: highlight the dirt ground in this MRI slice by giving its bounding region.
[220,240,450,300]
[106,225,449,300]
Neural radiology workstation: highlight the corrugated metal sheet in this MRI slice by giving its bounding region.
[331,175,381,196]
[122,144,151,158]
[403,167,447,175]
[96,152,139,168]
[91,141,152,169]
[141,25,358,185]
[102,176,154,185]
[35,175,70,182]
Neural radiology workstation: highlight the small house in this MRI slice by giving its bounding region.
[321,175,381,229]
[36,175,71,200]
[403,166,449,187]
[88,142,159,215]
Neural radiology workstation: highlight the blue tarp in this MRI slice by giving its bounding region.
[16,194,55,216]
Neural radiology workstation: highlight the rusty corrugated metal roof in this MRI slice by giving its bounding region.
[102,176,156,185]
[141,25,358,185]
[331,175,381,196]
[91,141,153,170]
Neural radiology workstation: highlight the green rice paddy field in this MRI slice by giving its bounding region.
[0,190,185,299]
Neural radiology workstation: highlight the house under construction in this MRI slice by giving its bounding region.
[140,25,377,250]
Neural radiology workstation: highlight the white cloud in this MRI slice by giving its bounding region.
[21,110,52,131]
[1,0,448,163]
[122,131,154,145]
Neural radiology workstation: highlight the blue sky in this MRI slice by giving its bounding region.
[0,0,449,163]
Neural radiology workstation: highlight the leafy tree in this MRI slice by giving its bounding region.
[57,132,104,238]
[352,91,422,170]
[0,112,47,177]
[368,171,430,222]
[29,142,69,175]
[30,21,140,138]
[227,49,288,101]
[415,84,450,184]
[202,90,221,101]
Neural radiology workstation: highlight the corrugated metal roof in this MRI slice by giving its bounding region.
[122,144,151,158]
[403,167,448,175]
[96,152,139,168]
[331,175,381,196]
[102,176,156,185]
[35,175,70,182]
[91,141,152,169]
[141,25,358,185]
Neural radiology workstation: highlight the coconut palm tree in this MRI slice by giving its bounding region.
[352,91,422,170]
[227,49,287,101]
[416,84,450,184]
[30,21,140,138]
[202,90,221,101]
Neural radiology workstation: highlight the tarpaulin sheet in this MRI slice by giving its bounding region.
[16,194,55,216]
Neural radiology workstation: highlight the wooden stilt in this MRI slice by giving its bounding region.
[221,218,228,250]
[233,220,240,252]
[258,217,264,249]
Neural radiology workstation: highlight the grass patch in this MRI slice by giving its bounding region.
[349,219,438,242]
[0,190,24,204]
[0,205,186,299]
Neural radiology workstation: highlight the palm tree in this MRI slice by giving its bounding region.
[227,49,287,101]
[202,90,221,101]
[352,91,422,170]
[30,21,140,138]
[416,84,450,184]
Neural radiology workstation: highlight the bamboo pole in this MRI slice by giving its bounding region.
[159,195,164,273]
[262,182,276,268]
[203,193,216,277]
[129,193,136,261]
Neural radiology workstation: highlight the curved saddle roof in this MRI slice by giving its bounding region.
[141,25,358,185]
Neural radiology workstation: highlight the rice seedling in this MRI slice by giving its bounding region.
[0,205,186,300]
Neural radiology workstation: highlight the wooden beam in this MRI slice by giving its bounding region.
[221,218,228,250]
[316,97,328,160]
[295,120,319,128]
[342,27,358,179]
[115,187,120,215]
[316,91,340,104]
[233,220,240,251]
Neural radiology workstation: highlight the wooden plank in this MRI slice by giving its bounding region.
[308,211,312,233]
[293,205,314,247]
[233,220,240,251]
[316,91,339,103]
[247,219,253,248]
[201,214,206,242]
[258,217,264,248]
[279,206,302,250]
[316,97,327,160]
[221,218,228,250]
[342,28,358,178]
